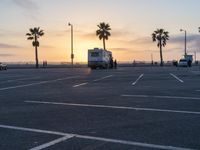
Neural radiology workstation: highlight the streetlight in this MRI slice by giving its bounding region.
[68,22,74,67]
[151,53,153,65]
[180,29,187,57]
[194,51,196,62]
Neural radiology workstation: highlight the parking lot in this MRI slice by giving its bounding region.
[0,66,200,150]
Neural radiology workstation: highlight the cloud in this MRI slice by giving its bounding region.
[170,34,200,44]
[169,34,200,52]
[81,32,96,39]
[111,30,135,38]
[110,48,133,52]
[40,45,55,49]
[11,0,39,20]
[110,48,159,53]
[0,54,14,57]
[12,0,38,10]
[0,43,22,49]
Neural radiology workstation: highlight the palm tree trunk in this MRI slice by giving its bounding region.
[35,35,39,68]
[35,46,39,68]
[103,38,106,50]
[159,41,163,66]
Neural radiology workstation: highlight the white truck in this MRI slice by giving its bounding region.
[88,48,112,69]
[178,55,193,67]
[185,55,193,62]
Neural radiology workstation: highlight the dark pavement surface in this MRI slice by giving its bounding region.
[0,67,200,150]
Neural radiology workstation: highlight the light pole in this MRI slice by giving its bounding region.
[68,23,74,67]
[194,51,196,62]
[180,29,187,57]
[151,53,153,65]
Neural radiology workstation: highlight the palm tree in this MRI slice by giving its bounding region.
[152,29,169,66]
[96,22,111,50]
[26,27,44,68]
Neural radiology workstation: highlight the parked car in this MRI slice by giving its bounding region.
[178,59,188,67]
[0,63,7,70]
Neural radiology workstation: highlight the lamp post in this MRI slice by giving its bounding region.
[194,51,196,62]
[180,29,187,57]
[151,53,153,65]
[68,23,74,67]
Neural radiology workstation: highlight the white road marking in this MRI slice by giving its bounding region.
[0,124,70,136]
[29,135,73,150]
[0,76,79,91]
[0,124,195,150]
[73,75,113,87]
[93,75,113,82]
[25,100,200,115]
[170,73,184,83]
[73,82,88,87]
[0,77,40,84]
[122,94,200,100]
[132,74,144,86]
[77,135,194,150]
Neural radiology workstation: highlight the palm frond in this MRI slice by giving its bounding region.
[26,33,32,36]
[27,37,34,40]
[96,22,111,40]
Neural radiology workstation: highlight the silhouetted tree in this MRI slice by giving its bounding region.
[26,27,44,68]
[96,22,111,50]
[152,29,169,66]
[198,27,200,32]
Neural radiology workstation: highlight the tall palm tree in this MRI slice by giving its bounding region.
[152,29,169,66]
[96,22,111,50]
[26,27,44,68]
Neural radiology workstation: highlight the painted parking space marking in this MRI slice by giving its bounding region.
[0,76,79,91]
[0,124,69,136]
[25,100,200,115]
[73,75,113,87]
[73,82,88,88]
[93,75,113,82]
[30,135,73,150]
[0,124,195,150]
[170,73,184,83]
[132,74,144,86]
[122,94,200,100]
[0,77,40,84]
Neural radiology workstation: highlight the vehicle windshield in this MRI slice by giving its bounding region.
[180,59,187,62]
[91,52,100,57]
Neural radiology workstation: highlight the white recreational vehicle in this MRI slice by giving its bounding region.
[88,48,112,69]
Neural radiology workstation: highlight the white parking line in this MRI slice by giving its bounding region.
[93,75,113,82]
[122,94,200,100]
[29,135,73,150]
[25,100,200,115]
[132,74,144,86]
[0,77,40,84]
[0,124,195,150]
[73,82,88,88]
[0,124,69,136]
[73,75,113,87]
[170,73,184,83]
[0,76,79,91]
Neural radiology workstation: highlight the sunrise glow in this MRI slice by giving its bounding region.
[1,0,200,63]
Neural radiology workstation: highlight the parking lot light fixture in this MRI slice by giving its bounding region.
[180,29,187,57]
[68,23,74,67]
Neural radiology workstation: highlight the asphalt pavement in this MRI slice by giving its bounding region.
[0,66,200,150]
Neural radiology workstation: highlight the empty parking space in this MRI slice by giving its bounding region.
[1,67,200,149]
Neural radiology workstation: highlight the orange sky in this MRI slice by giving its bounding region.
[1,0,200,63]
